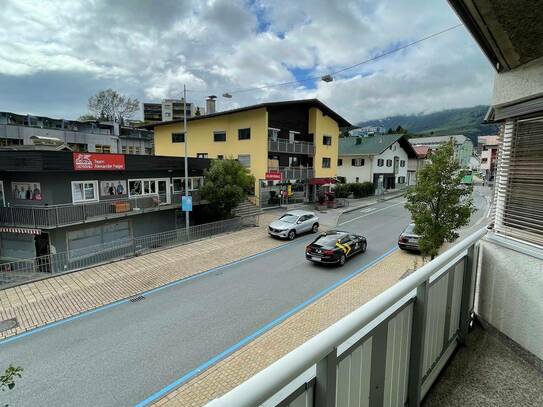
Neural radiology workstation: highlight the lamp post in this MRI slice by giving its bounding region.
[183,84,190,237]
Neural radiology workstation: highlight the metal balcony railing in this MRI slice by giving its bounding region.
[268,139,315,155]
[268,166,314,180]
[0,191,201,229]
[206,228,487,407]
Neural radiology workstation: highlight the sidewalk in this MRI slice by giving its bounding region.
[0,217,284,340]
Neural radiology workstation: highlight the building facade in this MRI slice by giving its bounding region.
[0,151,209,263]
[338,134,417,189]
[152,99,350,206]
[407,145,429,185]
[409,134,473,167]
[143,99,200,123]
[348,126,386,138]
[478,135,499,182]
[0,112,153,154]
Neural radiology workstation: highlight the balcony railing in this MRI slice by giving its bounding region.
[0,191,201,229]
[268,166,314,180]
[206,228,487,407]
[268,139,315,155]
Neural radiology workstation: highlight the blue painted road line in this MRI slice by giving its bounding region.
[0,238,304,347]
[135,245,399,407]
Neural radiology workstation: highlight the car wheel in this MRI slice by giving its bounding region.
[288,230,296,240]
[339,254,346,266]
[311,223,319,233]
[361,241,367,252]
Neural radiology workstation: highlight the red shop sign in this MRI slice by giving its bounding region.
[265,171,282,181]
[73,153,125,171]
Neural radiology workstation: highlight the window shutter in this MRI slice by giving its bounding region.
[494,117,543,247]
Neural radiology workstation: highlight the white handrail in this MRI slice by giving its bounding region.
[207,227,487,407]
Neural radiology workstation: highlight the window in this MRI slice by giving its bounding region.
[322,157,331,168]
[134,147,141,154]
[338,159,343,166]
[197,153,208,158]
[288,156,300,167]
[238,154,251,167]
[386,159,392,167]
[238,128,251,140]
[128,178,169,197]
[289,131,299,143]
[494,118,543,246]
[172,132,185,143]
[128,146,135,154]
[355,177,359,183]
[398,176,406,184]
[377,159,384,167]
[172,177,205,192]
[268,128,279,141]
[145,148,153,155]
[71,181,99,203]
[400,160,406,167]
[352,158,365,166]
[323,135,332,146]
[68,143,88,152]
[121,146,127,154]
[0,138,23,147]
[482,158,488,163]
[214,131,226,142]
[217,155,224,160]
[95,145,111,153]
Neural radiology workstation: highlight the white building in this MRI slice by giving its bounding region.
[338,134,417,190]
[409,134,474,168]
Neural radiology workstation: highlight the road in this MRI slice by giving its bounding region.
[0,188,489,407]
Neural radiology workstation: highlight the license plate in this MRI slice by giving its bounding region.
[311,256,321,261]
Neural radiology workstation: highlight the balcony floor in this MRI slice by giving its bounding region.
[423,324,543,406]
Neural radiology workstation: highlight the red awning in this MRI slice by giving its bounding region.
[309,177,337,185]
[0,227,41,235]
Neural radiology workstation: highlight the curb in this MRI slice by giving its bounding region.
[341,191,407,214]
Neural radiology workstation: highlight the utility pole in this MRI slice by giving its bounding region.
[183,84,190,237]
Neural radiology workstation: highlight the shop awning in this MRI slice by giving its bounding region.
[309,177,337,185]
[0,227,41,235]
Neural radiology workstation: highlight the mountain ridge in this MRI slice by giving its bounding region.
[357,105,499,144]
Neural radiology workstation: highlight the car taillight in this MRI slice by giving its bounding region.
[400,236,408,243]
[306,246,312,253]
[322,249,335,255]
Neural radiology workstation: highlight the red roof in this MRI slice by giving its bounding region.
[414,145,430,158]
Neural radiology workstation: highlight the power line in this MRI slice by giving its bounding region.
[188,23,463,96]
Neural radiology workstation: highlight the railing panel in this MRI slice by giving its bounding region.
[423,273,450,376]
[448,261,465,341]
[383,303,412,407]
[336,337,372,407]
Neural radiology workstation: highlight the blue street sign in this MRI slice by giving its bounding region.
[181,195,192,212]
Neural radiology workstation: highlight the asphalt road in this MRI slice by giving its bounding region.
[0,189,489,407]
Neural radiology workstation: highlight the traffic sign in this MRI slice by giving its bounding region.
[181,195,193,212]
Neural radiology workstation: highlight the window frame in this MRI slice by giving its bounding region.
[322,157,331,168]
[337,158,343,166]
[172,176,205,193]
[213,131,226,142]
[323,135,332,146]
[377,159,384,167]
[71,180,99,204]
[386,159,392,167]
[352,158,365,167]
[238,154,251,168]
[238,128,251,140]
[400,160,406,167]
[171,132,185,143]
[196,153,209,158]
[128,178,170,198]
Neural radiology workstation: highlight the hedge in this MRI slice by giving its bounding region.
[333,182,375,199]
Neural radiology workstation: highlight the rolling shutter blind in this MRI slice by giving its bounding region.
[494,117,543,247]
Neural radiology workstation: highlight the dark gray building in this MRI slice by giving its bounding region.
[0,151,209,264]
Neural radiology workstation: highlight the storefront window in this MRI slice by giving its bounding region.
[71,181,98,203]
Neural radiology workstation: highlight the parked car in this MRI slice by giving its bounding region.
[268,210,319,240]
[306,230,367,266]
[398,223,420,251]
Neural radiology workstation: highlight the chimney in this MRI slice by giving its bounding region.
[206,95,217,114]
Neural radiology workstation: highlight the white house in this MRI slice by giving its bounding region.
[338,134,418,190]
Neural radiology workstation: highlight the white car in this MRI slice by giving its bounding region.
[268,210,320,240]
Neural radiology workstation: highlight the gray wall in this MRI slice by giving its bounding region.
[492,55,543,106]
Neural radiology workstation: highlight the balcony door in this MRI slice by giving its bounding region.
[157,179,171,204]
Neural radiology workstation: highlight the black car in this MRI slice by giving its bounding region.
[306,230,367,266]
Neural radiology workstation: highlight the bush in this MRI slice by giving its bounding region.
[349,182,375,198]
[317,194,326,205]
[334,184,351,198]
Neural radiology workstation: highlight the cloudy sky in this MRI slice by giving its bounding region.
[0,0,495,124]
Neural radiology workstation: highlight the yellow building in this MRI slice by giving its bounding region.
[152,99,350,207]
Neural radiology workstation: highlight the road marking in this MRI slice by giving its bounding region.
[135,245,399,407]
[360,207,376,213]
[338,201,406,226]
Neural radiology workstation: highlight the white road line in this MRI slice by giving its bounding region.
[360,207,377,213]
[338,201,406,226]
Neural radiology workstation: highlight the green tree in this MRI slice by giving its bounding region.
[405,141,474,259]
[86,89,140,123]
[78,114,98,121]
[199,159,255,220]
[1,364,23,406]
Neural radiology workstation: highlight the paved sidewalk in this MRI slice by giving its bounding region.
[154,248,423,406]
[0,219,284,340]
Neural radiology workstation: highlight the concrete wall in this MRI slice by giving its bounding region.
[476,236,543,361]
[492,55,543,106]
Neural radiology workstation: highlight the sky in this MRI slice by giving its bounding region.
[0,0,495,124]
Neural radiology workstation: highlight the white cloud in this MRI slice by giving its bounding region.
[0,0,494,122]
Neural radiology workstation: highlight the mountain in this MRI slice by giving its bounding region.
[357,105,499,144]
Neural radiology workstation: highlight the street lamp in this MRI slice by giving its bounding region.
[183,84,190,237]
[321,74,333,82]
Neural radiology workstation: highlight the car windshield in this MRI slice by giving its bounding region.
[279,214,298,223]
[404,224,416,234]
[313,234,344,248]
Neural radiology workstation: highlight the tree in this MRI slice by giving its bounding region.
[199,159,255,220]
[387,128,393,134]
[78,114,98,122]
[1,364,23,406]
[395,125,404,133]
[86,89,140,123]
[405,141,474,259]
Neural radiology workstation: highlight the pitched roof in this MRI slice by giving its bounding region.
[339,134,417,158]
[147,98,351,128]
[413,145,430,158]
[409,135,468,146]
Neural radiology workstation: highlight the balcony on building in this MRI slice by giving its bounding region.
[267,127,315,155]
